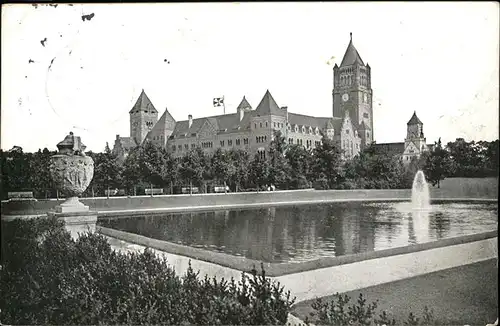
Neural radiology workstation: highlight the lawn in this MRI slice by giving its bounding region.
[292,259,498,325]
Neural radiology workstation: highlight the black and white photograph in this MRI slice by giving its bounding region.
[1,2,498,325]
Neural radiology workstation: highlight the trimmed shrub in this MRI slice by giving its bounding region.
[307,293,435,326]
[0,216,295,325]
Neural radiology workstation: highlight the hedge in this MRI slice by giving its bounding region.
[0,216,295,325]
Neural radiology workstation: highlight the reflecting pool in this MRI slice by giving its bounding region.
[98,201,498,263]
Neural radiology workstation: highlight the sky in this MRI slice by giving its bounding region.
[1,2,499,153]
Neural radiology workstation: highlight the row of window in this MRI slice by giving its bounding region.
[152,134,165,141]
[173,138,250,152]
[254,121,320,135]
[338,75,369,87]
[288,124,320,135]
[255,121,285,129]
[256,136,268,143]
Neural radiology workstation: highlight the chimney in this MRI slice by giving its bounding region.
[116,134,120,140]
[281,106,288,123]
[239,108,244,121]
[188,114,193,128]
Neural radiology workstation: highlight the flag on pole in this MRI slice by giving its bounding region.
[213,97,224,107]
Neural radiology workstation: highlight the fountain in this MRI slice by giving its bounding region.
[410,170,431,243]
[411,170,430,209]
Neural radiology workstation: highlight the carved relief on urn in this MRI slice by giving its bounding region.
[49,132,94,211]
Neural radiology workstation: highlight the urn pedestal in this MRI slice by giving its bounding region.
[48,132,97,240]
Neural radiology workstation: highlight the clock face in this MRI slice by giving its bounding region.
[342,93,349,102]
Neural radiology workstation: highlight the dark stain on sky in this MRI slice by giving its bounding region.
[41,38,47,47]
[48,57,56,70]
[29,59,34,64]
[81,13,95,22]
[164,59,170,64]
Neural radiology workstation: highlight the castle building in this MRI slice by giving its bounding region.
[113,33,430,163]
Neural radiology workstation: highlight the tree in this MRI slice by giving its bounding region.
[121,147,143,196]
[268,130,290,188]
[311,135,343,189]
[285,144,313,189]
[485,139,499,176]
[249,153,270,190]
[424,138,452,188]
[139,141,170,194]
[446,138,483,177]
[1,146,31,195]
[179,147,205,194]
[211,148,234,192]
[343,144,409,189]
[93,143,123,197]
[228,148,250,192]
[30,148,55,198]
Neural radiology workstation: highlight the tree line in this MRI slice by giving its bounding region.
[1,133,498,199]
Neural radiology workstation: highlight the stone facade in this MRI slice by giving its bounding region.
[112,33,428,162]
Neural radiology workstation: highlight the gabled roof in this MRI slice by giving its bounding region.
[340,33,365,67]
[170,110,253,138]
[129,89,158,114]
[255,90,286,117]
[407,111,423,125]
[116,137,137,150]
[148,108,176,136]
[236,96,252,111]
[288,113,325,129]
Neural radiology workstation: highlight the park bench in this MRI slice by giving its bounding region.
[7,191,36,201]
[214,186,229,193]
[145,188,164,195]
[181,187,199,194]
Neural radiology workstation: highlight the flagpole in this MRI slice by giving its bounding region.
[223,95,225,115]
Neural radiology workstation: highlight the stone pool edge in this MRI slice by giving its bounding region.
[96,197,497,217]
[97,226,498,278]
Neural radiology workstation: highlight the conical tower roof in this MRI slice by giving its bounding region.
[340,33,365,67]
[236,96,252,111]
[129,89,158,114]
[407,111,423,125]
[255,90,285,116]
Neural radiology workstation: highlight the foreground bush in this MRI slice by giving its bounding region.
[0,216,295,325]
[307,293,435,326]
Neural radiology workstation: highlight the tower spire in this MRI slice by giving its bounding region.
[350,32,352,41]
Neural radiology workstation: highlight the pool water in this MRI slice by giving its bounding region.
[98,201,498,263]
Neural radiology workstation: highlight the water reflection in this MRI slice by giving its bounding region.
[99,201,498,263]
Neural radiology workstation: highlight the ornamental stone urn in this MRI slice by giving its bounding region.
[48,132,97,239]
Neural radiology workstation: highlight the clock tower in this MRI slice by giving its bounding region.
[129,89,158,145]
[333,33,373,149]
